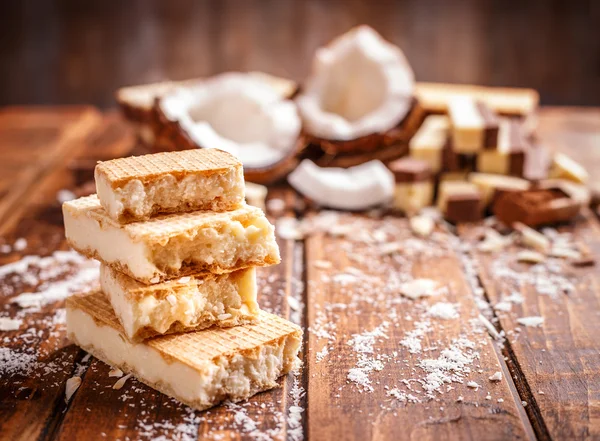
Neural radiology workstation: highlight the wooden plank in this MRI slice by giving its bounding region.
[459,212,600,440]
[0,108,103,441]
[0,107,101,235]
[54,187,305,441]
[303,212,533,441]
[537,107,600,179]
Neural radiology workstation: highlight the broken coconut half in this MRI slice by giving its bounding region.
[296,25,418,156]
[125,73,302,184]
[288,159,394,211]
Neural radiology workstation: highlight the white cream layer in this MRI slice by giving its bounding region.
[67,307,297,408]
[100,265,258,339]
[63,207,156,280]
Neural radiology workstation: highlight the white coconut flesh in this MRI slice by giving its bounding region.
[288,159,394,210]
[160,73,301,169]
[296,25,415,141]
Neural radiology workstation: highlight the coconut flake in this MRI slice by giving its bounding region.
[65,376,82,403]
[109,367,124,378]
[427,302,459,320]
[288,160,394,211]
[515,223,550,253]
[400,279,439,300]
[13,238,27,251]
[516,316,544,328]
[409,215,435,237]
[489,371,503,382]
[112,373,133,390]
[0,317,22,331]
[516,250,546,264]
[466,381,481,390]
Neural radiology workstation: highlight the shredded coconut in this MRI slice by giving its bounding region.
[427,302,459,320]
[516,316,544,328]
[0,317,22,331]
[65,376,82,403]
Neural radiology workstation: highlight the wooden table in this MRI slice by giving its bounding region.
[0,106,599,441]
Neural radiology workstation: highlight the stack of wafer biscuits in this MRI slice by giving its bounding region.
[397,93,589,223]
[63,149,302,411]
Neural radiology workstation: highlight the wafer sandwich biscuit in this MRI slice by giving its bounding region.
[63,195,280,283]
[449,97,499,153]
[100,265,259,342]
[388,158,434,214]
[476,119,527,177]
[66,291,302,411]
[408,115,449,173]
[437,181,483,223]
[95,149,245,223]
[415,82,539,116]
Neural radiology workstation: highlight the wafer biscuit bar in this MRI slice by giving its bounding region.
[476,119,527,176]
[95,149,245,223]
[63,195,280,283]
[409,115,449,173]
[100,265,259,342]
[415,82,539,116]
[449,97,499,153]
[388,158,434,214]
[437,181,483,223]
[66,291,302,411]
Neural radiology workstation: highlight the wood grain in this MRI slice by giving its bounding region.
[0,107,101,236]
[0,1,598,107]
[0,108,101,441]
[304,214,532,440]
[459,212,600,440]
[0,106,599,440]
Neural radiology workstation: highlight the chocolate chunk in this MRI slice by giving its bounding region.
[445,194,483,223]
[475,101,500,149]
[492,186,581,227]
[388,158,432,183]
[442,138,472,172]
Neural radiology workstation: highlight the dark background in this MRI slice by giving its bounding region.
[1,0,599,108]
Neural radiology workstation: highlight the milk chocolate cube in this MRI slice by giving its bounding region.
[388,157,434,214]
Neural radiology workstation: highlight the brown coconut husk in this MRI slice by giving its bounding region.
[304,97,427,168]
[151,98,306,185]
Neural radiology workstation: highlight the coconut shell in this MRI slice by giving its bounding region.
[151,98,306,185]
[304,97,426,156]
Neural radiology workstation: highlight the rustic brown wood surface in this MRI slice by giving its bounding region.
[459,212,600,441]
[0,106,599,441]
[1,1,598,107]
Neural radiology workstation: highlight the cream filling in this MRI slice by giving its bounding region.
[449,96,484,152]
[66,307,298,407]
[100,265,258,339]
[63,208,157,280]
[149,217,277,273]
[96,170,243,221]
[64,206,277,282]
